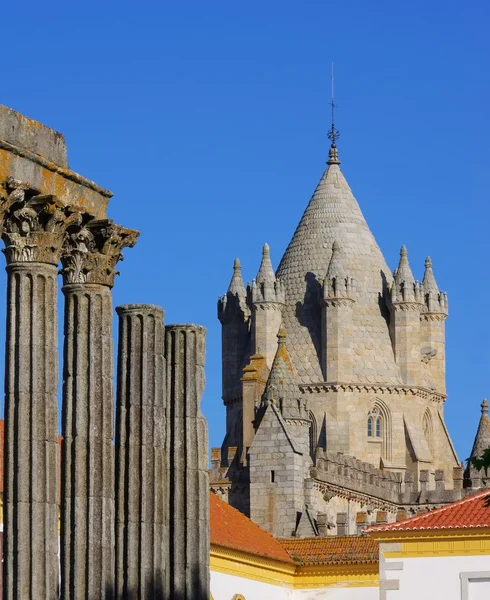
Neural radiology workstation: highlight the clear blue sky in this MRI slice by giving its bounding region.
[2,1,489,460]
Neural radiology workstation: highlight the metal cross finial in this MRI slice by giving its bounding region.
[327,63,340,148]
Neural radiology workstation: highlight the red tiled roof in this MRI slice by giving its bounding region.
[209,492,294,564]
[366,489,490,533]
[279,536,379,565]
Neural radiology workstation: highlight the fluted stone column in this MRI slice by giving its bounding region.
[60,220,138,600]
[0,180,79,600]
[165,325,209,600]
[115,305,166,599]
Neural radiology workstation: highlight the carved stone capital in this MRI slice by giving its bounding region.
[61,219,139,287]
[0,178,81,265]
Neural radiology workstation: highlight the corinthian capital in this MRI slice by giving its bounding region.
[0,178,81,265]
[61,219,139,287]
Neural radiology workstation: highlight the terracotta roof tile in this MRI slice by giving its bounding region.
[209,492,294,564]
[366,489,490,533]
[278,536,379,565]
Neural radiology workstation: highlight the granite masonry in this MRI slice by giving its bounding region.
[211,142,489,538]
[0,105,210,599]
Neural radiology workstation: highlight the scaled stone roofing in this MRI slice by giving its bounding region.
[366,489,490,532]
[279,536,379,565]
[276,161,402,384]
[209,491,294,564]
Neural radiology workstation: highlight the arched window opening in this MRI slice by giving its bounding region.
[367,400,392,463]
[367,407,382,438]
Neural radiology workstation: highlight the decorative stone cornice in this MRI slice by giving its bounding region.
[313,480,400,511]
[61,219,139,287]
[252,301,285,311]
[390,302,424,312]
[0,178,81,265]
[321,297,355,308]
[421,312,447,322]
[299,382,447,404]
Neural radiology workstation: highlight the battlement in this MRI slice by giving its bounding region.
[313,451,473,507]
[250,276,285,305]
[313,450,402,504]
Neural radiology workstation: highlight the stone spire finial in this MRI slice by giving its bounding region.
[482,398,489,415]
[327,145,341,165]
[227,257,246,297]
[256,243,276,285]
[422,257,439,294]
[391,245,421,303]
[277,326,287,346]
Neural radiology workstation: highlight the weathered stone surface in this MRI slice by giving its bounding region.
[3,262,60,600]
[0,182,83,599]
[60,220,136,599]
[0,106,111,218]
[115,304,166,599]
[61,219,138,287]
[165,324,209,600]
[0,105,68,168]
[60,282,115,600]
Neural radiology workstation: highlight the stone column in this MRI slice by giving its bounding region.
[165,325,209,600]
[115,304,166,599]
[60,220,138,600]
[0,180,79,600]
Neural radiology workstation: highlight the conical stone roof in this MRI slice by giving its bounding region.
[276,159,402,384]
[470,399,490,460]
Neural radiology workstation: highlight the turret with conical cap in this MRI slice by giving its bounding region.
[250,243,285,368]
[218,257,251,406]
[389,246,424,386]
[465,399,490,489]
[420,255,448,394]
[321,241,355,381]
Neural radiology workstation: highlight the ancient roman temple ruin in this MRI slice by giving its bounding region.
[0,105,209,599]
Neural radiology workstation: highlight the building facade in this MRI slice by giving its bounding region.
[211,139,489,538]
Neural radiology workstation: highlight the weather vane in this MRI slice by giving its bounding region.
[327,62,340,148]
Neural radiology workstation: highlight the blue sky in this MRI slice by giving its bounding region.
[2,1,489,460]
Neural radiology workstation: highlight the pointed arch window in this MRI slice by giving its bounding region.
[367,407,382,438]
[366,400,392,463]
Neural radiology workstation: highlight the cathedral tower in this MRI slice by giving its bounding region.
[211,114,480,537]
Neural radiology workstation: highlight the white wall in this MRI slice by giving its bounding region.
[211,570,293,600]
[211,570,378,600]
[293,586,378,599]
[384,554,490,600]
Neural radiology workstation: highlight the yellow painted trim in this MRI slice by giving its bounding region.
[210,544,296,587]
[294,563,378,589]
[210,544,379,589]
[371,528,490,559]
[370,527,490,543]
